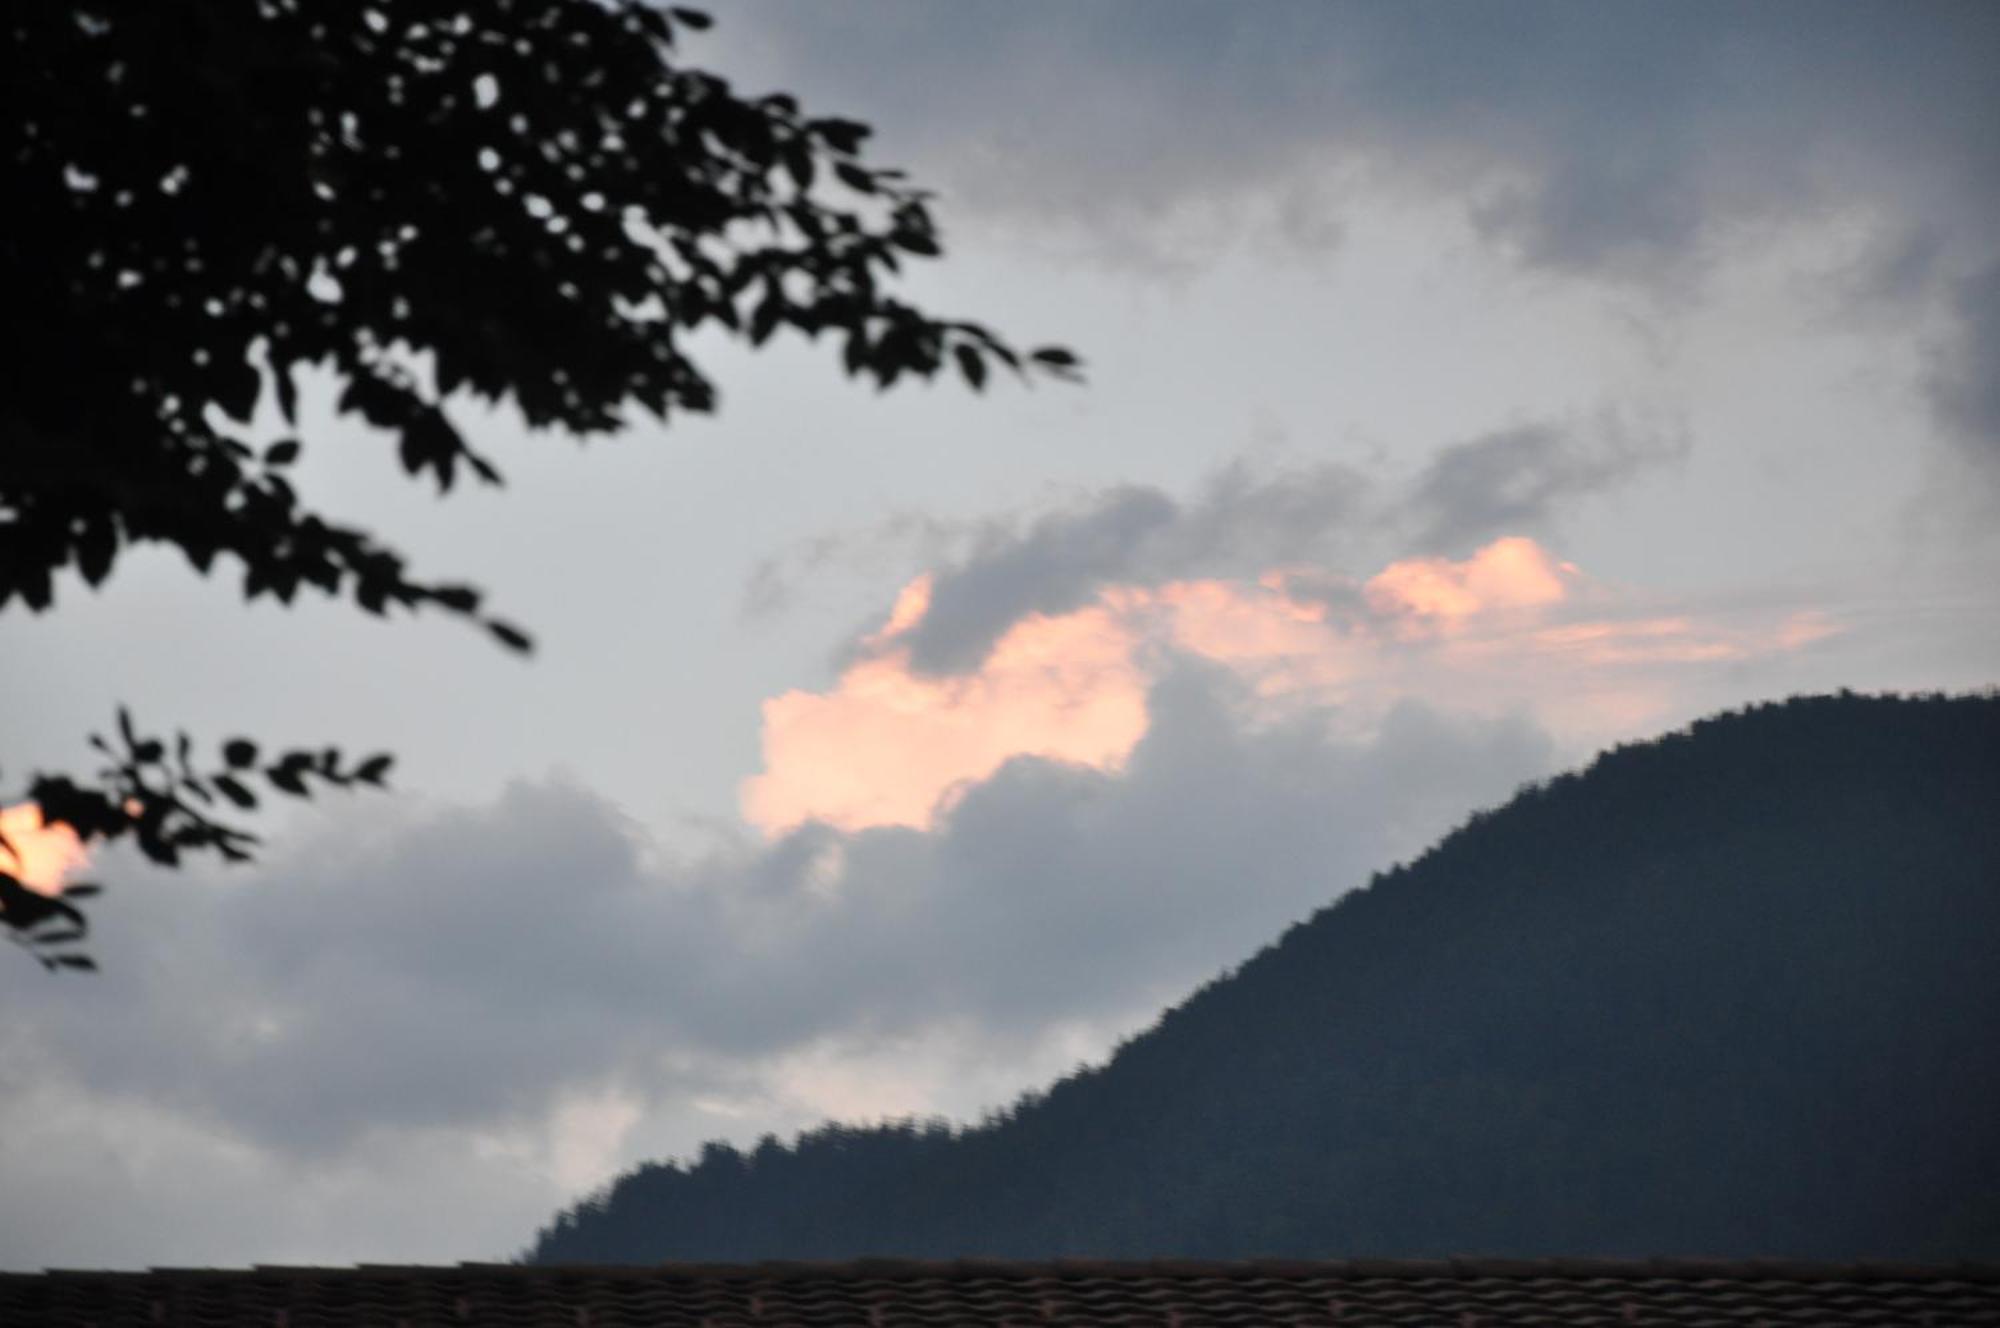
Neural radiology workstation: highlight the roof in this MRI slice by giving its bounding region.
[6,1259,2000,1326]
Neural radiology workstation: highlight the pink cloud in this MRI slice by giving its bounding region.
[741,538,1839,836]
[0,803,89,896]
[1363,536,1573,625]
[741,591,1150,836]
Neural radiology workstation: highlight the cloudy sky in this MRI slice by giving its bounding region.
[4,1,1998,1269]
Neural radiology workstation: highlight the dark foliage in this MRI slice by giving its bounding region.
[2,1,1072,958]
[529,691,2000,1262]
[2,710,391,971]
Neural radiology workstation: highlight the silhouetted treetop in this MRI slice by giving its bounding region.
[2,0,1075,969]
[6,0,1075,639]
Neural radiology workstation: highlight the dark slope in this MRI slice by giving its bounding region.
[531,692,2000,1262]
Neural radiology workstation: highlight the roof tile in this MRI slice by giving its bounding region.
[5,1259,1999,1327]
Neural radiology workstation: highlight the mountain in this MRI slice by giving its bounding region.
[528,691,2000,1262]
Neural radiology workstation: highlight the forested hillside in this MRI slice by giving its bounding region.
[529,692,2000,1262]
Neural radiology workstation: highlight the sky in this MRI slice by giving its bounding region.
[3,0,1998,1269]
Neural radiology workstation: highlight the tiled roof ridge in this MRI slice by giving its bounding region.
[15,1257,2000,1283]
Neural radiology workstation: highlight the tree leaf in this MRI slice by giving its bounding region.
[212,774,257,808]
[265,765,309,798]
[487,619,534,653]
[813,117,871,154]
[954,344,986,391]
[432,585,482,614]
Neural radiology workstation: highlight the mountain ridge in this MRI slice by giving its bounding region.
[530,690,2000,1263]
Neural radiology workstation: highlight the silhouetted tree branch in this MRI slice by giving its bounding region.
[2,0,1078,961]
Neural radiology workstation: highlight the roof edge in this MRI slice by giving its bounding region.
[8,1258,2000,1284]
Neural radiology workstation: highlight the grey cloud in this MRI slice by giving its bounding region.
[900,463,1368,674]
[0,783,678,1157]
[855,418,1676,677]
[1402,419,1690,555]
[902,486,1177,674]
[917,670,1554,1023]
[741,513,956,621]
[1837,225,1949,312]
[1931,263,2000,467]
[0,669,1550,1203]
[716,2,1999,278]
[714,2,2000,482]
[741,544,825,620]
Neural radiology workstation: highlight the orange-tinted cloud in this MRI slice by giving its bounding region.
[1363,536,1573,625]
[742,537,1838,836]
[742,593,1150,835]
[0,803,88,896]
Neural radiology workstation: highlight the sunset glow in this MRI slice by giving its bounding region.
[1364,536,1573,625]
[741,597,1150,835]
[0,803,87,896]
[740,538,1840,837]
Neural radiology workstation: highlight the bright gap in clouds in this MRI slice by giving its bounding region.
[0,803,86,894]
[743,536,1837,837]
